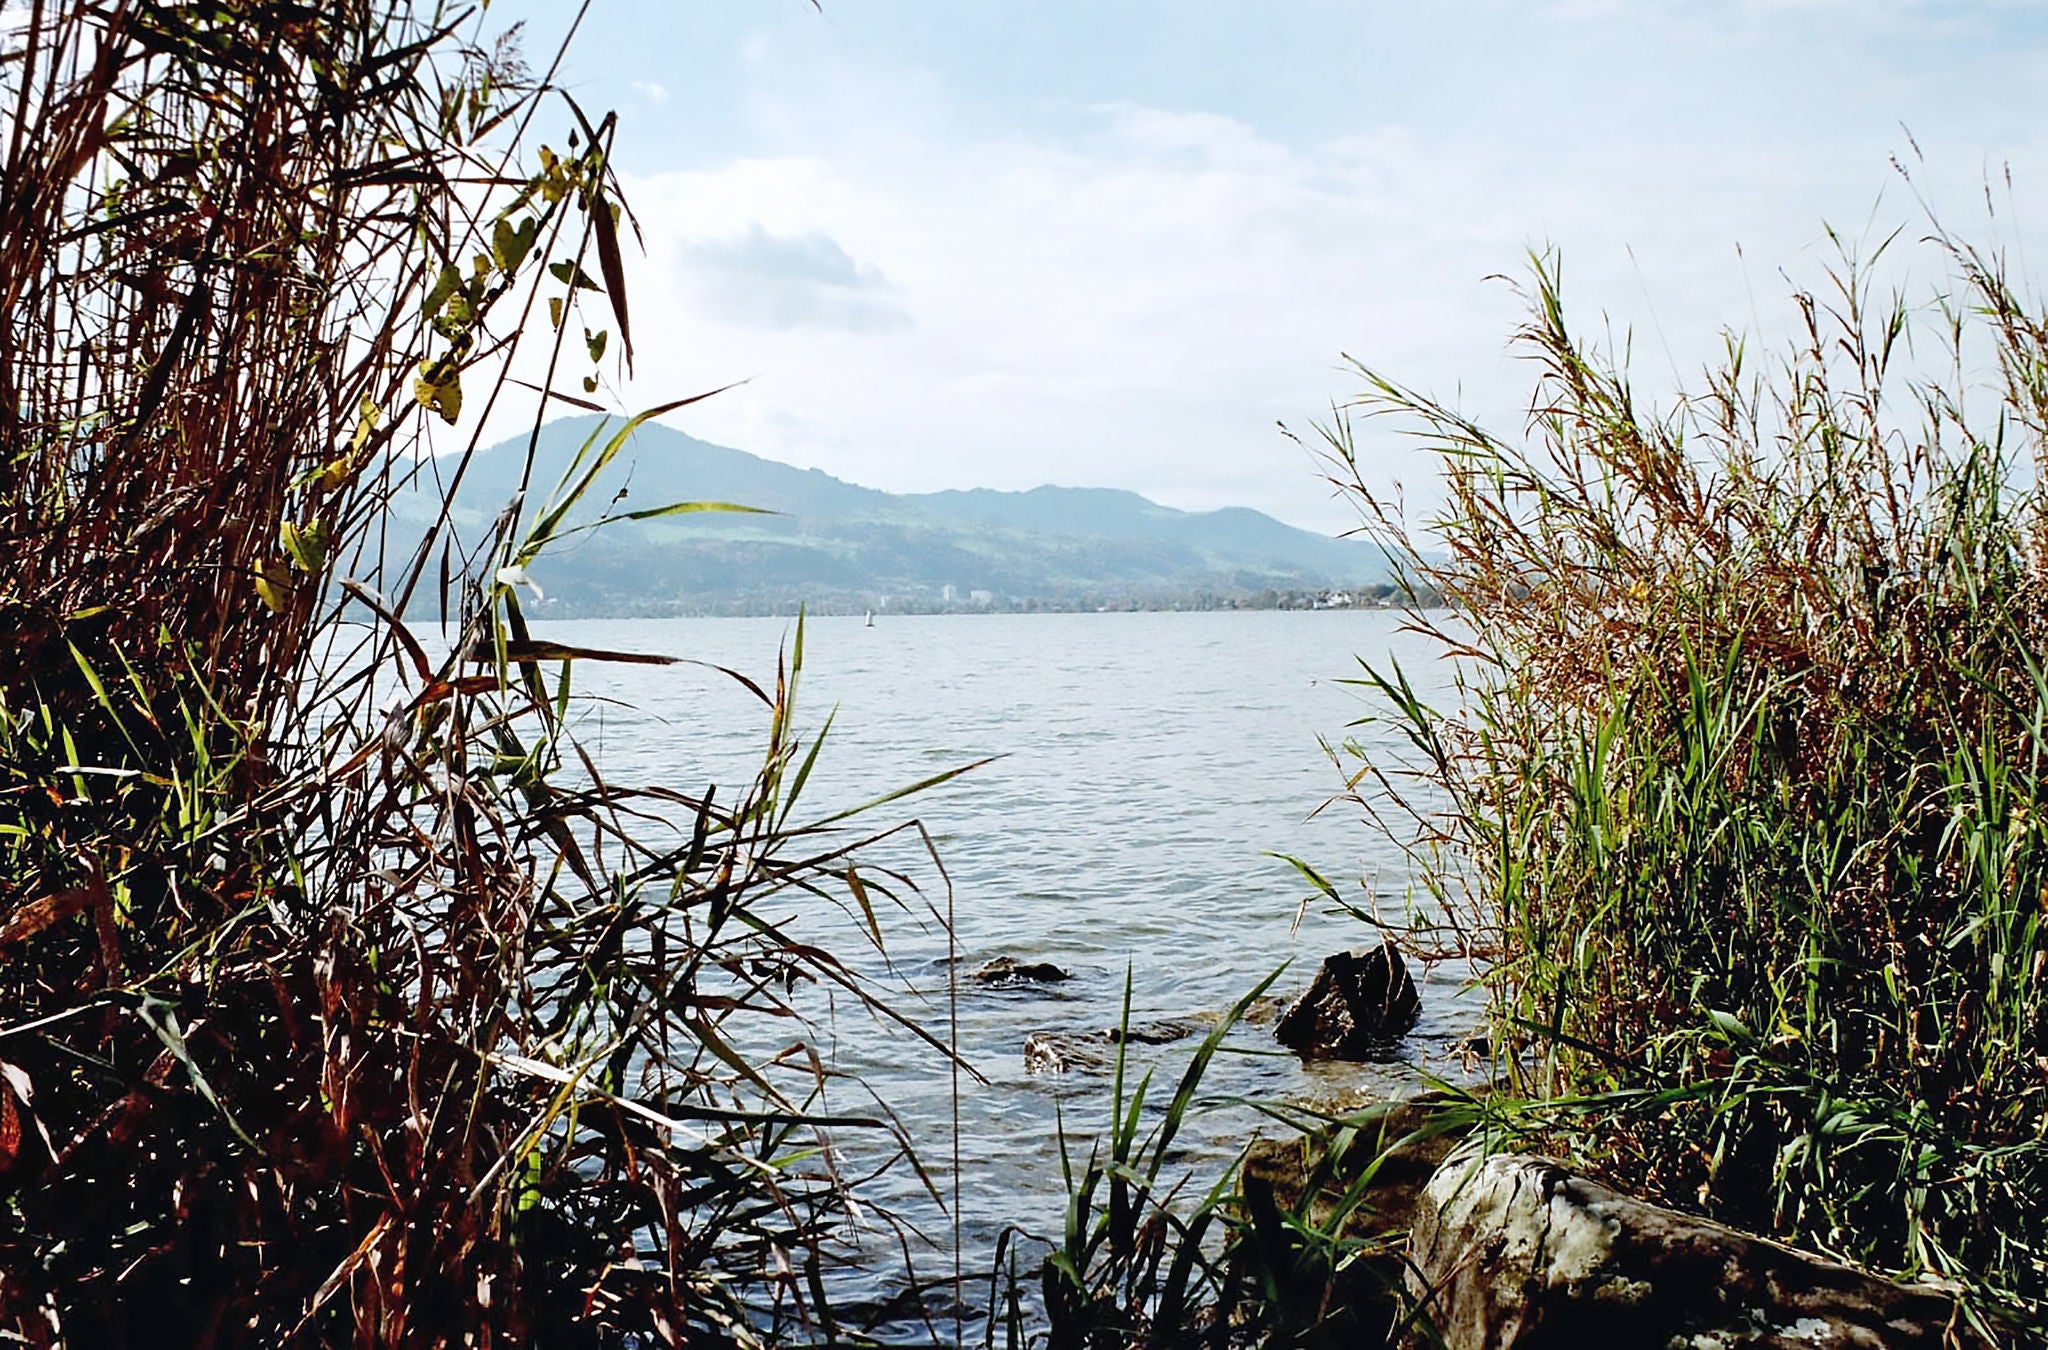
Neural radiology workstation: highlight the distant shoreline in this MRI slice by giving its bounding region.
[503,585,1439,621]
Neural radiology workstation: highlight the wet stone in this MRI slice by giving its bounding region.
[1023,1031,1108,1074]
[1022,1018,1204,1073]
[1275,942,1422,1061]
[971,957,1074,987]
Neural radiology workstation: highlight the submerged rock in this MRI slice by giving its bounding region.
[1238,994,1291,1027]
[1022,1018,1204,1073]
[1105,1017,1207,1045]
[1274,943,1420,1060]
[971,957,1073,987]
[1023,1031,1107,1074]
[1407,1152,1989,1349]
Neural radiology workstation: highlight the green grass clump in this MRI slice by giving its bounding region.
[1014,969,1464,1350]
[1322,228,2048,1338]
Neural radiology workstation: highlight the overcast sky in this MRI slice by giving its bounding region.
[480,1,2048,533]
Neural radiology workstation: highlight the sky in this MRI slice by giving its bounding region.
[477,0,2048,533]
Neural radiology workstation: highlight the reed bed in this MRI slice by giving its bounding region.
[1008,967,1466,1350]
[1323,227,2048,1340]
[0,3,957,1344]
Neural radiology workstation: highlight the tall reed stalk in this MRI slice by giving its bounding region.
[0,4,956,1343]
[1321,226,2048,1340]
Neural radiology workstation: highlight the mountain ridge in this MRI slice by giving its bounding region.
[391,416,1393,616]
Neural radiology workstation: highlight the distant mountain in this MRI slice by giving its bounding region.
[387,416,1392,616]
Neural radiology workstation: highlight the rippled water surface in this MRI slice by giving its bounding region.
[529,609,1472,1336]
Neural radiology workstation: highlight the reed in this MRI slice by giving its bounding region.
[0,4,957,1343]
[1016,969,1458,1350]
[1319,226,2048,1340]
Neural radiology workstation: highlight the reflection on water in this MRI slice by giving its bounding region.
[528,609,1474,1340]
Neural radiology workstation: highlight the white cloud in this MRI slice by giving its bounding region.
[493,2,2048,534]
[682,225,910,333]
[610,112,1528,530]
[630,79,668,104]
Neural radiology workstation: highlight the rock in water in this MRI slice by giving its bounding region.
[1022,1019,1203,1073]
[1274,943,1420,1060]
[971,957,1072,987]
[1408,1152,1989,1349]
[1022,1031,1106,1074]
[1104,1017,1206,1045]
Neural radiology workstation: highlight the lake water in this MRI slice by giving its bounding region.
[527,609,1474,1338]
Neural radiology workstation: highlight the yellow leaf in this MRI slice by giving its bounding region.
[350,395,381,452]
[433,377,461,424]
[414,368,462,425]
[254,558,291,614]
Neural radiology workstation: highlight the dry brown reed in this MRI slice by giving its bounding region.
[0,4,959,1344]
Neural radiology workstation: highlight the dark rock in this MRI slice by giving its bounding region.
[971,957,1072,987]
[1407,1152,1992,1349]
[1275,943,1420,1060]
